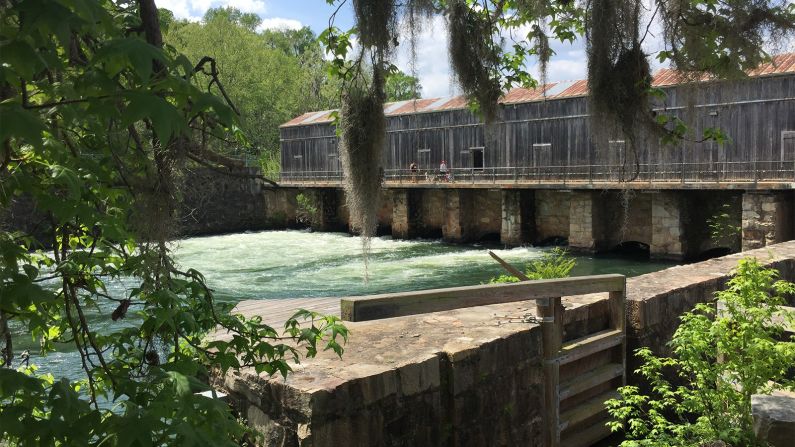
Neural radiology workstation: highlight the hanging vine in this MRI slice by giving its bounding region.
[447,0,504,122]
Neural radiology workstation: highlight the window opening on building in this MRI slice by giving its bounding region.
[471,146,484,170]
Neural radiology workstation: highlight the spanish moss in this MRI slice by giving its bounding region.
[447,0,503,123]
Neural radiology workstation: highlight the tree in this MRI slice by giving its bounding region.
[0,1,345,444]
[385,70,422,101]
[165,8,339,162]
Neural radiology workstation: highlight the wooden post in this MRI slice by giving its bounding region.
[609,278,626,387]
[538,295,563,447]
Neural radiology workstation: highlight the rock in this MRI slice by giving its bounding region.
[752,394,795,447]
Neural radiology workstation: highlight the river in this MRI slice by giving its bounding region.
[18,230,676,383]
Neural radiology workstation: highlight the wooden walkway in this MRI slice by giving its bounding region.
[231,297,340,329]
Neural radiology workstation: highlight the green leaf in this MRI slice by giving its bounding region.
[0,104,46,147]
[122,91,182,141]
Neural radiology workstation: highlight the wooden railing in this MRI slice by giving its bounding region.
[340,274,627,447]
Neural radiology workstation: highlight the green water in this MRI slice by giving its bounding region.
[17,230,676,382]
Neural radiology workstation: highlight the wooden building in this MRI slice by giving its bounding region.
[279,54,795,184]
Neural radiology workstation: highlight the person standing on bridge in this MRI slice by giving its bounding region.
[439,159,448,182]
[410,161,418,183]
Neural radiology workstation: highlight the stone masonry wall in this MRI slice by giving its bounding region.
[534,190,570,243]
[442,190,473,243]
[568,191,599,251]
[626,240,795,377]
[650,191,686,259]
[181,168,268,235]
[742,192,795,251]
[470,189,502,240]
[263,188,299,228]
[500,190,524,246]
[220,295,612,446]
[421,189,446,236]
[599,191,652,249]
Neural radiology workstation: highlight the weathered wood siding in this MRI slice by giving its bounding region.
[279,74,795,182]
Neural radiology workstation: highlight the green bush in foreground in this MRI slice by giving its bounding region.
[489,248,576,283]
[607,259,795,447]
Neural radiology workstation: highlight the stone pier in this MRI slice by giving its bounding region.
[391,189,422,239]
[650,191,686,260]
[534,190,570,244]
[742,192,795,251]
[258,186,793,260]
[500,190,532,246]
[442,190,473,243]
[568,191,601,251]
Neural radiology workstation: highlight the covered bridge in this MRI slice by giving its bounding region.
[279,53,795,185]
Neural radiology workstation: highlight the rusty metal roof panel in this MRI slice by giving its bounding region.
[389,98,441,115]
[281,53,795,127]
[555,79,589,98]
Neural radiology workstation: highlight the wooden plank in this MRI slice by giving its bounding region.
[559,363,624,401]
[559,390,620,432]
[340,274,625,321]
[538,296,564,447]
[609,282,627,389]
[561,419,613,447]
[557,329,624,366]
[488,250,530,280]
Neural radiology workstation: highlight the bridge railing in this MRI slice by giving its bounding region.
[279,159,795,185]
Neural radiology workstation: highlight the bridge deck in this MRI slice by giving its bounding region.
[231,297,340,329]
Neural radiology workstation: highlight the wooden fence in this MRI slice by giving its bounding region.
[340,274,627,447]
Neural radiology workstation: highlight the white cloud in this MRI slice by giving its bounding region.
[257,17,303,32]
[156,0,266,22]
[394,15,458,98]
[224,0,267,14]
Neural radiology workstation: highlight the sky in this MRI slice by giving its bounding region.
[155,1,669,98]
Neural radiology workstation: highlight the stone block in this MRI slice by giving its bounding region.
[397,356,440,396]
[753,394,795,447]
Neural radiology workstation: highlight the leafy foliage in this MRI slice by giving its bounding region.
[296,193,320,227]
[490,248,576,283]
[607,259,795,446]
[708,203,742,249]
[0,1,346,445]
[164,7,340,162]
[385,70,423,101]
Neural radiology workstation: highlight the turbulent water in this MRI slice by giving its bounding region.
[18,230,676,382]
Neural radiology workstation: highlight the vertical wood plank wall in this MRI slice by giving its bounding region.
[279,75,794,182]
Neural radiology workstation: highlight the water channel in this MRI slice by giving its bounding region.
[19,230,677,384]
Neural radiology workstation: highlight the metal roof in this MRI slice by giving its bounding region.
[280,53,795,128]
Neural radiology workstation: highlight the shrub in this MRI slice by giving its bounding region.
[489,248,576,283]
[607,259,795,446]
